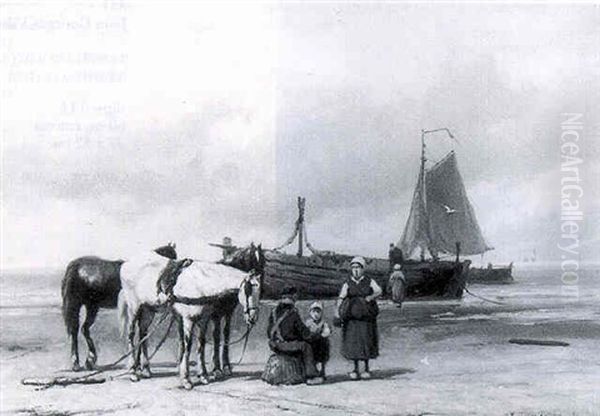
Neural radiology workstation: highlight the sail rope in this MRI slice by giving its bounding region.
[462,285,507,305]
[273,224,299,251]
[303,221,322,255]
[274,196,323,255]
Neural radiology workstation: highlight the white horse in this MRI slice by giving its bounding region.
[118,249,261,389]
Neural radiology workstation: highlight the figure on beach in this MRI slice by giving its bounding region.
[305,301,331,379]
[335,256,382,380]
[265,286,324,385]
[388,263,407,308]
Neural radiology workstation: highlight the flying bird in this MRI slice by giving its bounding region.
[441,204,457,214]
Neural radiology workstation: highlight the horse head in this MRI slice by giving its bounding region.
[229,243,265,276]
[230,243,265,325]
[154,242,178,260]
[157,258,193,296]
[239,270,261,325]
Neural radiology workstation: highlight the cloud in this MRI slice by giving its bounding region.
[2,3,599,268]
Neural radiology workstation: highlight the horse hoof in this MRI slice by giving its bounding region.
[198,375,209,385]
[141,367,152,378]
[84,359,95,371]
[222,366,232,376]
[129,373,141,382]
[208,370,221,381]
[71,362,82,372]
[181,379,193,390]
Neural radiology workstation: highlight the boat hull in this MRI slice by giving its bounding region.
[262,251,469,300]
[468,266,514,284]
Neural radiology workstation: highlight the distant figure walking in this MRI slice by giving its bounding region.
[388,263,407,308]
[336,256,382,380]
[264,286,323,385]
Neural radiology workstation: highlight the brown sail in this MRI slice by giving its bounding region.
[426,152,490,256]
[400,151,490,258]
[398,162,431,259]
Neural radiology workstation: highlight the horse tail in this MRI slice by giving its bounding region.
[61,260,81,332]
[117,290,129,338]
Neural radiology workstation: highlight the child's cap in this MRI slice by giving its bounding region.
[310,301,323,311]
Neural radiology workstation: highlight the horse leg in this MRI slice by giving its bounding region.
[222,312,233,376]
[196,316,209,383]
[176,315,184,364]
[82,304,99,370]
[211,316,223,379]
[138,307,154,378]
[178,316,194,390]
[65,300,82,371]
[131,307,150,379]
[127,307,141,381]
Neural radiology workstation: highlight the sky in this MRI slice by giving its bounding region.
[1,2,599,269]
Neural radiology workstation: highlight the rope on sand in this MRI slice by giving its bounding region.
[463,286,506,306]
[509,338,570,347]
[21,310,173,389]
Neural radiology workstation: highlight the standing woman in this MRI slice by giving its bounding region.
[335,256,382,379]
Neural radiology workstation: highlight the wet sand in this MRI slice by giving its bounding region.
[1,268,600,415]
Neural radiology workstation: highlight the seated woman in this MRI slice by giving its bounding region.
[264,286,323,385]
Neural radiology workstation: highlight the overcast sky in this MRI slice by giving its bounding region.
[1,2,599,268]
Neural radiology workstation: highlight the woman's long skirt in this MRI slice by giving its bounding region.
[341,319,379,360]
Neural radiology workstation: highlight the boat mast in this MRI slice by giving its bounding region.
[419,129,427,261]
[297,196,305,257]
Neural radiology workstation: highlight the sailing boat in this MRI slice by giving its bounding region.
[399,149,490,259]
[399,128,512,284]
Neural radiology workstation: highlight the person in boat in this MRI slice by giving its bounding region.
[222,237,238,264]
[267,286,323,385]
[388,263,407,308]
[305,301,331,379]
[335,256,382,380]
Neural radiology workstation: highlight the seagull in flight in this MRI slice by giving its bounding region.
[441,204,458,214]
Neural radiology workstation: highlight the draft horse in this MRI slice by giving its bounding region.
[118,244,263,388]
[196,243,265,379]
[61,256,124,371]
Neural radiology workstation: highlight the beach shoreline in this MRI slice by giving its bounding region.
[2,267,600,415]
[2,286,599,416]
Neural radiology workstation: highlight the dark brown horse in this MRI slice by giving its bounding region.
[61,256,124,371]
[196,243,265,379]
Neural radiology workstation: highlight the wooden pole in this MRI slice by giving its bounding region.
[297,197,304,257]
[455,242,461,263]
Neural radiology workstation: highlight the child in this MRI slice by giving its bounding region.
[305,301,331,379]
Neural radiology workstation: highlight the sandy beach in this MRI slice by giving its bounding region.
[1,266,599,416]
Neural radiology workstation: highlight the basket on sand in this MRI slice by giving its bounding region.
[261,353,305,385]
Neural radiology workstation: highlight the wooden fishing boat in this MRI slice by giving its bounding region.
[468,263,514,284]
[262,249,467,300]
